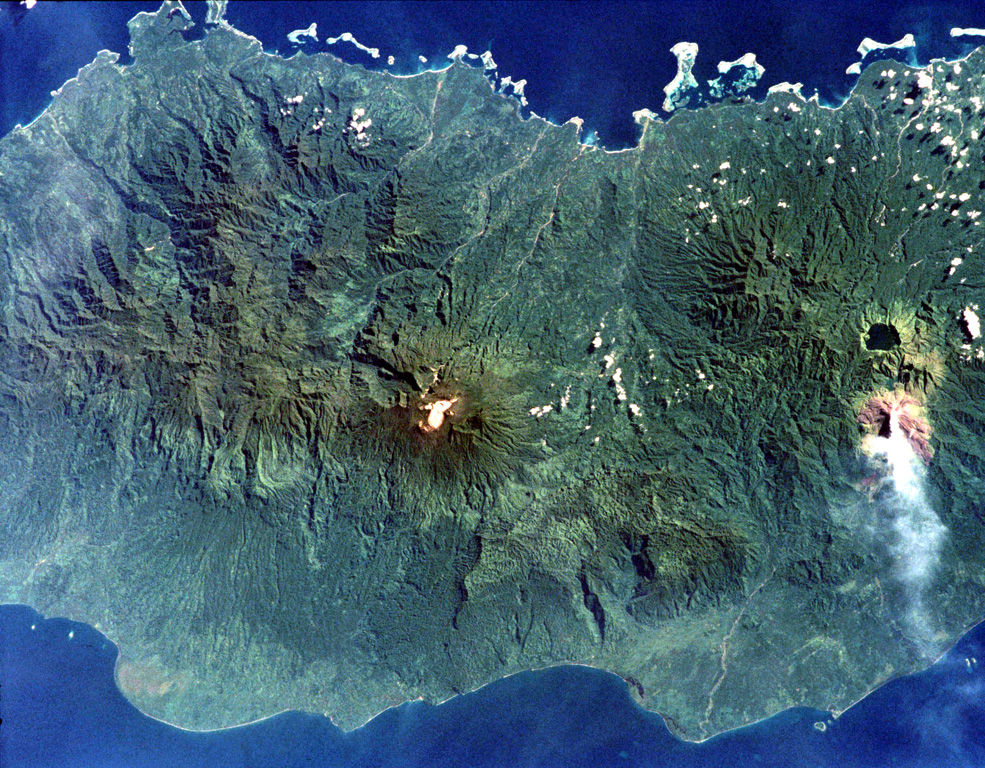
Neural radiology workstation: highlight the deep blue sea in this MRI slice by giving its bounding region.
[3,2,985,766]
[3,604,985,768]
[4,1,985,147]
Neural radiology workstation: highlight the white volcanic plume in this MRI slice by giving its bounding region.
[870,407,947,648]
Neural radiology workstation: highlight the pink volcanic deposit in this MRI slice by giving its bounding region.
[857,390,934,464]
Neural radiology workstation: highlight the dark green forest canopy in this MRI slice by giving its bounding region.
[2,1,985,740]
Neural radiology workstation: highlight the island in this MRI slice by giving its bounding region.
[2,1,985,742]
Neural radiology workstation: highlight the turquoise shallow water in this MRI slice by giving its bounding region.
[3,2,985,765]
[4,1,985,146]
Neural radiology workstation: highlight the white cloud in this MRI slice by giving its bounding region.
[869,419,947,648]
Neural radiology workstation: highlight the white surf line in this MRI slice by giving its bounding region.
[846,33,916,75]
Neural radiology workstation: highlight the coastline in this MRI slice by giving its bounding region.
[3,1,985,757]
[8,599,984,746]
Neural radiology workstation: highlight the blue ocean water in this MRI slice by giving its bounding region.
[3,604,985,768]
[3,2,985,766]
[4,1,985,146]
